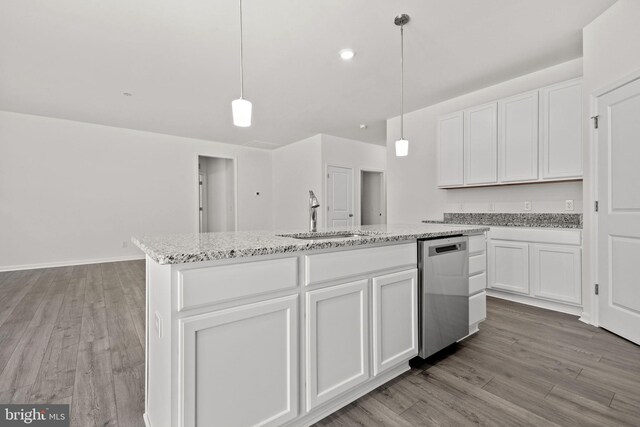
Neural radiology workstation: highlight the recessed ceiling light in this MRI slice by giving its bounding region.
[339,49,355,60]
[123,92,133,96]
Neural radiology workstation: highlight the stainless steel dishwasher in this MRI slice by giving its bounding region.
[418,236,469,358]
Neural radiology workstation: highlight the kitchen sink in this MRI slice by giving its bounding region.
[278,231,382,240]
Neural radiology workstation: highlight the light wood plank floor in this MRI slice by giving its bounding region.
[1,260,639,426]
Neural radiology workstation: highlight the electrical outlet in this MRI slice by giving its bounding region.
[488,203,495,212]
[565,199,574,211]
[122,241,128,249]
[524,201,532,211]
[459,203,464,212]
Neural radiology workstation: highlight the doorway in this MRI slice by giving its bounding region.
[198,156,237,233]
[326,165,354,227]
[360,170,386,226]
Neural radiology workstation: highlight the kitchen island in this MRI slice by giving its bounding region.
[133,224,489,427]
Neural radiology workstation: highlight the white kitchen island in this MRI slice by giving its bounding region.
[133,224,488,427]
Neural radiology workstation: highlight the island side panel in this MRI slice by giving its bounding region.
[145,256,173,427]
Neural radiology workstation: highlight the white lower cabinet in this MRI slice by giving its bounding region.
[488,240,530,295]
[469,292,487,325]
[305,279,370,410]
[487,228,582,311]
[372,269,418,376]
[532,244,582,305]
[179,295,298,427]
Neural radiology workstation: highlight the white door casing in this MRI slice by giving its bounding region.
[179,295,298,427]
[372,269,418,376]
[596,76,640,345]
[499,90,539,182]
[326,165,354,227]
[306,279,369,410]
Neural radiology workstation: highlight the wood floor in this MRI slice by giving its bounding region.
[0,261,639,426]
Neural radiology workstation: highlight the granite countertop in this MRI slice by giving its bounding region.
[422,212,582,229]
[132,223,489,265]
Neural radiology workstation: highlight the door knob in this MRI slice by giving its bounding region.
[348,214,353,217]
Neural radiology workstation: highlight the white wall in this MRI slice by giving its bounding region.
[0,111,273,270]
[386,58,584,224]
[321,134,386,227]
[581,0,640,322]
[271,134,386,230]
[271,135,323,230]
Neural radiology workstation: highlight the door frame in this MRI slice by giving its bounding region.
[359,168,387,226]
[324,163,355,228]
[196,155,239,233]
[589,68,640,326]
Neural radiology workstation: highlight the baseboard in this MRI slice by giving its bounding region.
[579,313,592,325]
[0,254,145,272]
[486,289,582,316]
[143,413,151,427]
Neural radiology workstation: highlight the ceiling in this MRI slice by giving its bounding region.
[0,0,615,148]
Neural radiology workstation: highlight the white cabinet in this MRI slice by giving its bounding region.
[464,103,498,185]
[488,240,530,295]
[532,244,582,305]
[499,90,539,183]
[372,269,418,376]
[487,228,583,313]
[180,295,298,427]
[438,111,464,187]
[540,79,583,179]
[468,233,487,334]
[305,279,369,410]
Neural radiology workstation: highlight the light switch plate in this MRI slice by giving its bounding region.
[565,200,574,211]
[524,201,532,211]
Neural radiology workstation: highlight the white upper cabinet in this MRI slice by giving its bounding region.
[540,79,583,179]
[464,102,498,185]
[437,111,464,187]
[499,90,539,183]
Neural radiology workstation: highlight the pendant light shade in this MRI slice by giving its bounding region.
[395,139,409,157]
[394,14,410,157]
[232,0,252,127]
[232,98,252,127]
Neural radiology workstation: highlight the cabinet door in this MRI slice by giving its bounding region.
[372,269,418,376]
[499,91,539,182]
[540,79,583,179]
[306,279,369,410]
[488,240,530,294]
[180,295,298,427]
[465,103,498,185]
[438,111,464,187]
[532,244,582,305]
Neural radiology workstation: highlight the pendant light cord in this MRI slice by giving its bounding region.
[239,0,244,99]
[400,24,404,139]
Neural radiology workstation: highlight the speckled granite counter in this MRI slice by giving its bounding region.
[132,223,489,265]
[423,213,582,229]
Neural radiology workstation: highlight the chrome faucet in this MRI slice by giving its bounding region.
[309,190,320,232]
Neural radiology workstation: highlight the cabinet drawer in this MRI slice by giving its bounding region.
[468,234,486,255]
[469,291,487,325]
[305,243,417,285]
[469,253,486,276]
[178,257,298,311]
[469,272,486,295]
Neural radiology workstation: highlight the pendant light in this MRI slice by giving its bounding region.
[232,0,252,127]
[394,14,410,156]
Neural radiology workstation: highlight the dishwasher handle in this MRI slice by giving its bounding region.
[428,241,467,257]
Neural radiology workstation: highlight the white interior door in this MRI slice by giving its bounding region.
[596,76,640,344]
[327,166,354,227]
